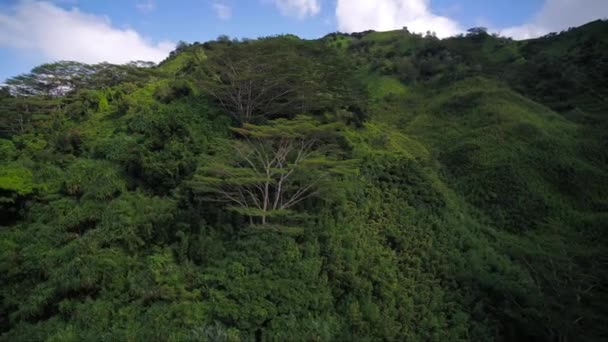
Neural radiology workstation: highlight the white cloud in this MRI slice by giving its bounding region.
[272,0,320,18]
[335,0,462,38]
[136,0,156,13]
[500,0,608,39]
[500,24,547,40]
[0,1,174,64]
[213,2,232,20]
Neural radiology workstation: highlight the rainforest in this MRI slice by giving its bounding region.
[1,21,608,341]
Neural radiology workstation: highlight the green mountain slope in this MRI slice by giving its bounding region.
[1,21,607,341]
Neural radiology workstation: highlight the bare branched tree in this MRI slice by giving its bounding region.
[192,116,349,225]
[197,38,365,124]
[199,42,307,123]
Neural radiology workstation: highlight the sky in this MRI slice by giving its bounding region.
[1,0,607,82]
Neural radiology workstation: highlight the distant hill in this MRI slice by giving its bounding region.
[1,20,607,341]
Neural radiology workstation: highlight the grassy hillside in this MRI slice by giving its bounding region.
[1,22,607,341]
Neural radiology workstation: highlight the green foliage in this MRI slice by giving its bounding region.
[195,37,367,123]
[63,159,126,200]
[0,162,35,223]
[121,98,228,192]
[0,164,34,197]
[153,80,192,104]
[192,116,352,226]
[0,139,16,161]
[5,61,160,97]
[0,95,59,138]
[1,21,608,342]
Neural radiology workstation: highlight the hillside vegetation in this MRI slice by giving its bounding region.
[1,21,607,341]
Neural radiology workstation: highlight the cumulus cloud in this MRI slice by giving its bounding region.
[335,0,462,38]
[500,24,548,40]
[501,0,608,39]
[213,2,232,20]
[272,0,320,18]
[0,1,174,64]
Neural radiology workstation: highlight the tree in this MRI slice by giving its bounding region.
[6,61,97,96]
[396,57,419,83]
[0,87,10,99]
[467,27,489,37]
[0,95,58,137]
[199,40,308,123]
[5,61,159,97]
[0,163,35,223]
[198,38,366,123]
[191,116,350,226]
[88,62,158,88]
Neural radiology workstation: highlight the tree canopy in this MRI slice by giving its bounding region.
[5,61,158,97]
[192,116,350,225]
[197,38,366,123]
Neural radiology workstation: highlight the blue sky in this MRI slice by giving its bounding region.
[1,0,606,82]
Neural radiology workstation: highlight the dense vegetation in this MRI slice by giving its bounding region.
[1,20,607,341]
